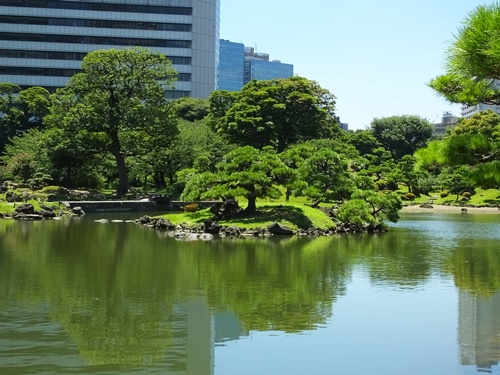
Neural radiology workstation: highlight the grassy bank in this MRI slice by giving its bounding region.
[403,188,500,207]
[158,202,335,231]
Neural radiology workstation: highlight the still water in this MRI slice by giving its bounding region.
[0,212,499,375]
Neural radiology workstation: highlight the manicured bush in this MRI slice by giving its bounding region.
[405,192,416,201]
[462,191,471,198]
[440,190,449,198]
[183,203,200,212]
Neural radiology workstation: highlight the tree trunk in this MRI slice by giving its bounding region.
[114,151,129,196]
[245,195,257,215]
[109,131,128,196]
[311,199,321,208]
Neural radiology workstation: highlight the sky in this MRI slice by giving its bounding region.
[219,1,496,130]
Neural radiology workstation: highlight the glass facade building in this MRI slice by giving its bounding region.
[244,59,294,83]
[218,39,244,91]
[217,40,293,91]
[0,0,220,98]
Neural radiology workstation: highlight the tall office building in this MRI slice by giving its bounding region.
[243,46,293,84]
[0,0,220,99]
[218,40,293,91]
[218,39,244,91]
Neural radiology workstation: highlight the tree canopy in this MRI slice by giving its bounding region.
[45,47,178,195]
[370,115,433,160]
[429,3,500,105]
[181,146,293,214]
[210,76,339,152]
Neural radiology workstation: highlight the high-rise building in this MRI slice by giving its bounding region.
[243,46,293,84]
[433,111,459,135]
[218,39,244,92]
[217,40,293,91]
[0,0,220,99]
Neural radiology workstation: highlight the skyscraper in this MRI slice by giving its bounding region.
[218,40,293,91]
[0,0,220,98]
[243,46,293,84]
[218,39,244,91]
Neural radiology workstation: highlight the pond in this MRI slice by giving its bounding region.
[0,212,499,374]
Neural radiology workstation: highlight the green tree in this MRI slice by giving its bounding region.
[439,166,474,201]
[181,146,293,214]
[394,155,419,193]
[173,97,209,122]
[429,4,500,106]
[370,115,433,160]
[212,77,339,152]
[45,47,178,195]
[336,190,402,226]
[295,149,354,207]
[416,111,500,188]
[346,129,383,156]
[0,84,50,154]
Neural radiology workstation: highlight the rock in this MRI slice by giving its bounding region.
[267,222,294,235]
[209,199,244,220]
[419,203,434,209]
[14,213,43,220]
[220,226,241,237]
[72,206,85,215]
[15,203,35,214]
[204,220,221,234]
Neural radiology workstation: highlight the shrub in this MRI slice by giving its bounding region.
[41,186,68,194]
[440,190,449,198]
[462,191,471,198]
[405,193,416,201]
[183,203,200,212]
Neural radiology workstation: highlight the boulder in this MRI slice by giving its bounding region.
[72,206,85,215]
[15,203,35,214]
[204,220,221,234]
[267,222,294,235]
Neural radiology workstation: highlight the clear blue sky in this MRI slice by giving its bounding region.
[220,1,494,130]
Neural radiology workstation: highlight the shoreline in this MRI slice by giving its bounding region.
[401,204,500,214]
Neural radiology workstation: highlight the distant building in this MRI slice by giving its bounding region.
[434,111,460,135]
[217,40,293,91]
[0,0,220,99]
[335,116,348,131]
[243,46,294,84]
[218,40,245,91]
[461,103,500,118]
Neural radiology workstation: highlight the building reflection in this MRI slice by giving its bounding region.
[162,296,248,374]
[459,291,500,373]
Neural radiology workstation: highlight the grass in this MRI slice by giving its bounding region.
[400,187,500,207]
[158,201,335,231]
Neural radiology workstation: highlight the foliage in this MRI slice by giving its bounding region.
[416,111,500,189]
[27,171,52,191]
[370,115,434,160]
[173,97,209,121]
[345,130,383,156]
[2,129,51,182]
[45,47,179,195]
[429,3,500,106]
[182,203,200,212]
[181,146,294,214]
[295,148,354,207]
[336,190,402,225]
[210,76,339,152]
[0,83,50,154]
[438,166,474,201]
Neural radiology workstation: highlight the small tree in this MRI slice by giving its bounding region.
[337,190,402,226]
[181,146,293,214]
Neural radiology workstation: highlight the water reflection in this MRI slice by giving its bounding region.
[0,213,500,373]
[459,291,500,373]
